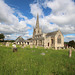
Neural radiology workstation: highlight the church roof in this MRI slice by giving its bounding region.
[33,37,44,40]
[27,38,33,40]
[16,36,25,42]
[46,30,59,37]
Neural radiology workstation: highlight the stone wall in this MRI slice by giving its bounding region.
[44,36,51,48]
[55,31,64,49]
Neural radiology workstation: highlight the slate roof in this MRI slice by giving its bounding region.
[46,30,58,37]
[33,37,44,40]
[16,36,25,43]
[27,38,33,40]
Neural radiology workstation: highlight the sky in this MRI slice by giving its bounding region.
[0,0,75,42]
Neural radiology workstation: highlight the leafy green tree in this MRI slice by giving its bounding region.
[0,33,5,41]
[68,40,75,48]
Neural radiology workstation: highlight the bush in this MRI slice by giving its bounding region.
[68,40,75,48]
[0,33,5,42]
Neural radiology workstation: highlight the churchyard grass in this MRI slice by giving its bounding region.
[0,45,75,75]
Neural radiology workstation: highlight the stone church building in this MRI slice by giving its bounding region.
[27,14,64,49]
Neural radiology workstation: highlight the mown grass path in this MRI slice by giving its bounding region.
[0,46,75,75]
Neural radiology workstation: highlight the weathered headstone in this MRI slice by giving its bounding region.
[35,46,37,48]
[12,43,17,52]
[6,42,9,47]
[44,46,47,49]
[23,43,26,47]
[41,52,45,55]
[69,49,72,58]
[67,45,68,49]
[30,45,33,48]
[0,45,2,46]
[63,47,65,49]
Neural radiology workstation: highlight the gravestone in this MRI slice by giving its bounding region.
[30,45,33,48]
[23,43,26,47]
[41,52,45,55]
[12,43,17,52]
[67,45,68,49]
[6,42,9,47]
[69,49,72,58]
[35,46,37,48]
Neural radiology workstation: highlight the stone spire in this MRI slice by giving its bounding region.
[36,14,39,28]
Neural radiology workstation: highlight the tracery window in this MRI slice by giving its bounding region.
[57,35,61,44]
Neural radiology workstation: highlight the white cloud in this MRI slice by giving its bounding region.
[0,0,18,24]
[25,17,36,27]
[42,0,75,25]
[0,0,75,42]
[29,0,75,34]
[30,3,44,16]
[64,35,75,42]
[0,0,30,40]
[29,0,75,42]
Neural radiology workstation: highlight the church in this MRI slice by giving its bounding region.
[18,14,64,50]
[16,14,64,50]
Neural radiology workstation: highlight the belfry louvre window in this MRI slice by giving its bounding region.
[57,35,61,43]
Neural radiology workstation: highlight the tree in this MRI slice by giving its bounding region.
[0,33,5,41]
[68,40,75,48]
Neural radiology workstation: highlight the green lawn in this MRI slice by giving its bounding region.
[0,45,75,75]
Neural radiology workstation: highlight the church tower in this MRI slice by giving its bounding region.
[33,14,42,38]
[36,14,39,28]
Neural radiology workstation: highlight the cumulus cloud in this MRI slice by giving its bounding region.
[42,0,75,26]
[29,0,75,41]
[0,0,31,40]
[0,0,75,41]
[0,0,18,25]
[30,3,44,16]
[30,0,75,34]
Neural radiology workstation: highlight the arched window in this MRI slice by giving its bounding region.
[57,35,61,44]
[48,42,49,46]
[38,30,39,33]
[51,39,54,44]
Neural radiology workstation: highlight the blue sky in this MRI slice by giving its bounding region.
[0,0,75,42]
[5,0,33,18]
